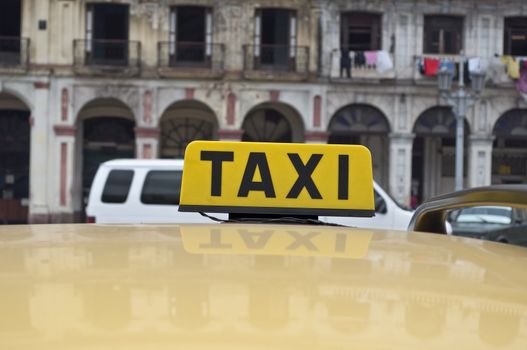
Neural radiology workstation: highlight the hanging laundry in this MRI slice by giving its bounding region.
[354,51,366,67]
[487,56,508,84]
[468,57,481,73]
[423,57,440,76]
[365,51,377,66]
[508,59,520,79]
[464,61,471,83]
[417,57,425,75]
[501,56,520,79]
[376,51,393,74]
[516,69,527,94]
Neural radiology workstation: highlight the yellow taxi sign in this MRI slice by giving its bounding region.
[179,141,374,217]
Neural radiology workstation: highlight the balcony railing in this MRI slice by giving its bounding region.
[73,39,141,75]
[0,36,30,70]
[157,42,225,78]
[329,49,395,81]
[243,44,309,80]
[413,54,463,83]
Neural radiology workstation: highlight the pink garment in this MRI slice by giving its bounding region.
[365,51,377,66]
[516,69,527,94]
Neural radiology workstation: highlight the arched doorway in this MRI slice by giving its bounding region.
[328,104,390,189]
[412,107,469,204]
[0,92,30,224]
[242,103,304,142]
[492,109,527,184]
[75,98,136,220]
[159,101,217,158]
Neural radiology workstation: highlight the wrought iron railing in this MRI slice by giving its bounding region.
[73,39,141,69]
[0,36,30,68]
[158,42,224,71]
[243,44,309,74]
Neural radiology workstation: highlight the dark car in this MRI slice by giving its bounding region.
[448,206,527,246]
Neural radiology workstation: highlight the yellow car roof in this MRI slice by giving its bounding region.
[1,223,527,349]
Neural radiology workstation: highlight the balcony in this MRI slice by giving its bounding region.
[0,37,30,72]
[157,42,225,79]
[329,49,395,82]
[243,44,309,81]
[73,39,141,76]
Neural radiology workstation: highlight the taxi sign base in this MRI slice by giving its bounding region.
[179,205,374,217]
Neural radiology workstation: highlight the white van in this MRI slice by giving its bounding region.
[87,159,413,229]
[322,182,414,231]
[86,159,225,224]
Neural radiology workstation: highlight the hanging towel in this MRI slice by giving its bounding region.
[365,51,377,66]
[487,56,508,84]
[508,59,520,79]
[468,57,481,73]
[376,51,393,73]
[424,58,440,76]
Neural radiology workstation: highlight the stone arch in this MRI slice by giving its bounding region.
[411,106,470,204]
[73,86,140,124]
[491,109,527,184]
[158,100,219,158]
[0,92,31,224]
[328,103,391,189]
[241,102,305,142]
[73,98,136,220]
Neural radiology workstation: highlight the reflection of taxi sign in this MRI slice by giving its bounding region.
[179,141,374,217]
[180,226,373,259]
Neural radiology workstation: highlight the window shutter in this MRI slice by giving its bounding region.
[289,12,297,58]
[206,8,213,56]
[86,4,93,53]
[254,10,261,57]
[169,8,177,55]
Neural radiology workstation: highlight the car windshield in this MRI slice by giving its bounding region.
[456,206,512,224]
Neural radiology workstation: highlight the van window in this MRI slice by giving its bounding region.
[101,170,134,203]
[141,170,182,205]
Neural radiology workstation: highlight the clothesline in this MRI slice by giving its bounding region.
[337,49,394,75]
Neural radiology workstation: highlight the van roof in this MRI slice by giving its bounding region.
[101,159,184,168]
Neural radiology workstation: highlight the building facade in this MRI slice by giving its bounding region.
[0,0,526,223]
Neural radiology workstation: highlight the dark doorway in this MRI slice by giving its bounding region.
[82,117,135,216]
[0,0,22,65]
[0,109,29,224]
[172,6,207,64]
[340,12,381,51]
[504,17,527,56]
[257,9,295,68]
[87,4,129,66]
[423,15,463,54]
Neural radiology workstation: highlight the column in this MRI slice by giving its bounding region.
[29,82,50,223]
[304,131,329,144]
[135,128,160,159]
[389,133,415,207]
[218,129,244,141]
[52,125,77,223]
[468,134,494,188]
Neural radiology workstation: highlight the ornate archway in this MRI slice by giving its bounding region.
[0,92,30,224]
[411,107,469,204]
[242,102,304,143]
[75,98,136,220]
[328,104,390,189]
[159,100,218,158]
[492,109,527,184]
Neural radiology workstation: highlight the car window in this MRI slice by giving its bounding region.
[141,170,182,205]
[101,170,134,203]
[455,206,512,224]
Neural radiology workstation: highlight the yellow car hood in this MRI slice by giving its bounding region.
[1,223,527,349]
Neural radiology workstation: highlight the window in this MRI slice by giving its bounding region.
[341,12,381,51]
[504,17,527,56]
[169,6,212,64]
[0,0,22,64]
[101,170,134,203]
[141,171,182,205]
[86,3,129,65]
[423,15,463,54]
[254,8,297,68]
